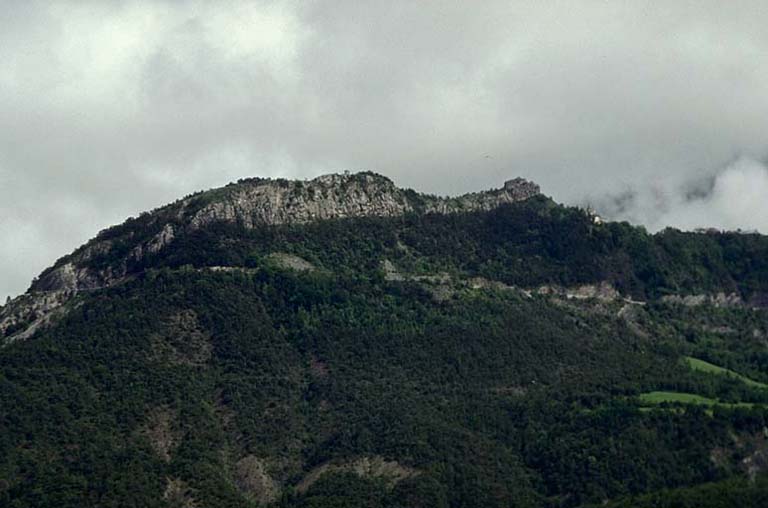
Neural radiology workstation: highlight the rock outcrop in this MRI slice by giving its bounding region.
[660,292,744,308]
[0,290,73,343]
[536,282,621,301]
[187,173,539,229]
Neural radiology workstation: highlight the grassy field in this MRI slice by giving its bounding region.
[638,391,755,409]
[683,356,768,389]
[639,357,768,411]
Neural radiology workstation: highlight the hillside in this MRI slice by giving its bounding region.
[2,172,768,507]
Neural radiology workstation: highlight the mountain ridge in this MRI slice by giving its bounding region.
[30,171,540,294]
[0,171,539,345]
[4,170,768,347]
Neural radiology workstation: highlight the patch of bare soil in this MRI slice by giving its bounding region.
[296,456,417,493]
[268,252,317,272]
[140,406,179,462]
[233,455,280,504]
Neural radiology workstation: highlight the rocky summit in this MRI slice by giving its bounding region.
[3,171,768,508]
[29,172,540,293]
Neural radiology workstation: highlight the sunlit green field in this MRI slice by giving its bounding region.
[684,356,768,389]
[639,357,767,409]
[638,391,755,408]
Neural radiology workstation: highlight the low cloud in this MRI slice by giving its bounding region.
[590,157,768,233]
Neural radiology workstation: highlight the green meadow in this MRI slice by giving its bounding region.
[640,391,717,405]
[638,391,755,409]
[638,357,768,410]
[683,356,768,389]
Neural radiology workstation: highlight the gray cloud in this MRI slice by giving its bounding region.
[3,0,768,301]
[590,157,768,233]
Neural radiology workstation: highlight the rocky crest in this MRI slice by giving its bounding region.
[2,172,540,344]
[186,173,540,229]
[30,172,540,294]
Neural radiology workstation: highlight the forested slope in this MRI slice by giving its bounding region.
[2,175,768,507]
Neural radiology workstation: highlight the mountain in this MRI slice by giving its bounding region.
[29,172,541,293]
[3,171,768,508]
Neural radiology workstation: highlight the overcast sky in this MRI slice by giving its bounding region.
[3,1,768,301]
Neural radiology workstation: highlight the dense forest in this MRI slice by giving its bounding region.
[3,191,768,507]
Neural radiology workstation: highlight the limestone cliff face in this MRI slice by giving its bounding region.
[29,172,540,293]
[187,173,413,229]
[186,173,540,230]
